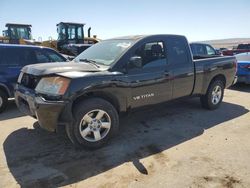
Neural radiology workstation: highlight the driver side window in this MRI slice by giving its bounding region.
[132,41,167,69]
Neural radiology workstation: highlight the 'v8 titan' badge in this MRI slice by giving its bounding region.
[133,93,155,100]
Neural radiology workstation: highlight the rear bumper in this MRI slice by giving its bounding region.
[15,85,67,132]
[237,75,250,84]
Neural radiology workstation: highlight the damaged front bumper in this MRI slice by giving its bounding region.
[15,85,67,132]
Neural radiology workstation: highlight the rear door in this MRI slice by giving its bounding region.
[166,37,195,99]
[0,47,35,95]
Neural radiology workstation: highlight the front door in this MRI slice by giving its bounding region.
[127,41,173,108]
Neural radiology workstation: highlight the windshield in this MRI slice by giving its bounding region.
[57,24,83,40]
[74,39,134,66]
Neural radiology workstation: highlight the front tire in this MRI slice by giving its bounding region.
[200,80,224,110]
[0,90,8,113]
[66,98,119,149]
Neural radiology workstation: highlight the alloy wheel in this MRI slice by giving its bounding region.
[79,109,111,142]
[211,85,222,105]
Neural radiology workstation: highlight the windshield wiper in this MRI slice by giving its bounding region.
[79,59,100,68]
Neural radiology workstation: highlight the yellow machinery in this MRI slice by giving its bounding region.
[42,22,99,56]
[0,23,39,45]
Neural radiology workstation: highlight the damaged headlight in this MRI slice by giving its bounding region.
[35,76,70,96]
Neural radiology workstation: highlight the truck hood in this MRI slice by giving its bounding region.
[21,62,103,76]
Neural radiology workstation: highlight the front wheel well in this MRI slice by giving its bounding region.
[72,92,120,114]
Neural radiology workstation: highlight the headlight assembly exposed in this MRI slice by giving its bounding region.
[35,76,70,96]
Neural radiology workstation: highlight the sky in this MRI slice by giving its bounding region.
[0,0,250,42]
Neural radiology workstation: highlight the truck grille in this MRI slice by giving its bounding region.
[20,73,40,89]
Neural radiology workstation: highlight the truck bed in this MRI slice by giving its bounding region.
[193,56,236,95]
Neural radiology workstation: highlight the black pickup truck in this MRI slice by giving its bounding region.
[15,35,237,148]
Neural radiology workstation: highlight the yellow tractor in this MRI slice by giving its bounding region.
[0,23,39,45]
[42,22,99,56]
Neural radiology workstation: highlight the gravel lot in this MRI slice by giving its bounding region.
[0,84,249,188]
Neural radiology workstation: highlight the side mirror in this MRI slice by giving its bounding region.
[128,56,142,69]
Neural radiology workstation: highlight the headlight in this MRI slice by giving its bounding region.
[35,76,70,96]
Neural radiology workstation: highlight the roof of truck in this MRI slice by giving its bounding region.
[109,34,186,41]
[0,43,52,50]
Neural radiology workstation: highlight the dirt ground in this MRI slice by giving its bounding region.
[0,84,249,188]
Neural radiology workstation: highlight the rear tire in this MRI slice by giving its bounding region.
[200,80,224,110]
[66,98,119,149]
[0,90,8,113]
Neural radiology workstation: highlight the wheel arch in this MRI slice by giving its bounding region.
[203,74,226,95]
[72,91,121,114]
[0,84,11,98]
[210,74,226,87]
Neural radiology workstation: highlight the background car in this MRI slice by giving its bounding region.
[219,47,228,51]
[0,44,67,112]
[235,52,250,84]
[223,43,250,56]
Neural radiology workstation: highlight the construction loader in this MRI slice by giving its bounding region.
[42,22,99,56]
[0,23,39,45]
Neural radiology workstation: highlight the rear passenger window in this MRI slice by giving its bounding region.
[34,49,50,63]
[21,48,36,65]
[44,50,65,62]
[167,38,189,64]
[0,48,48,66]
